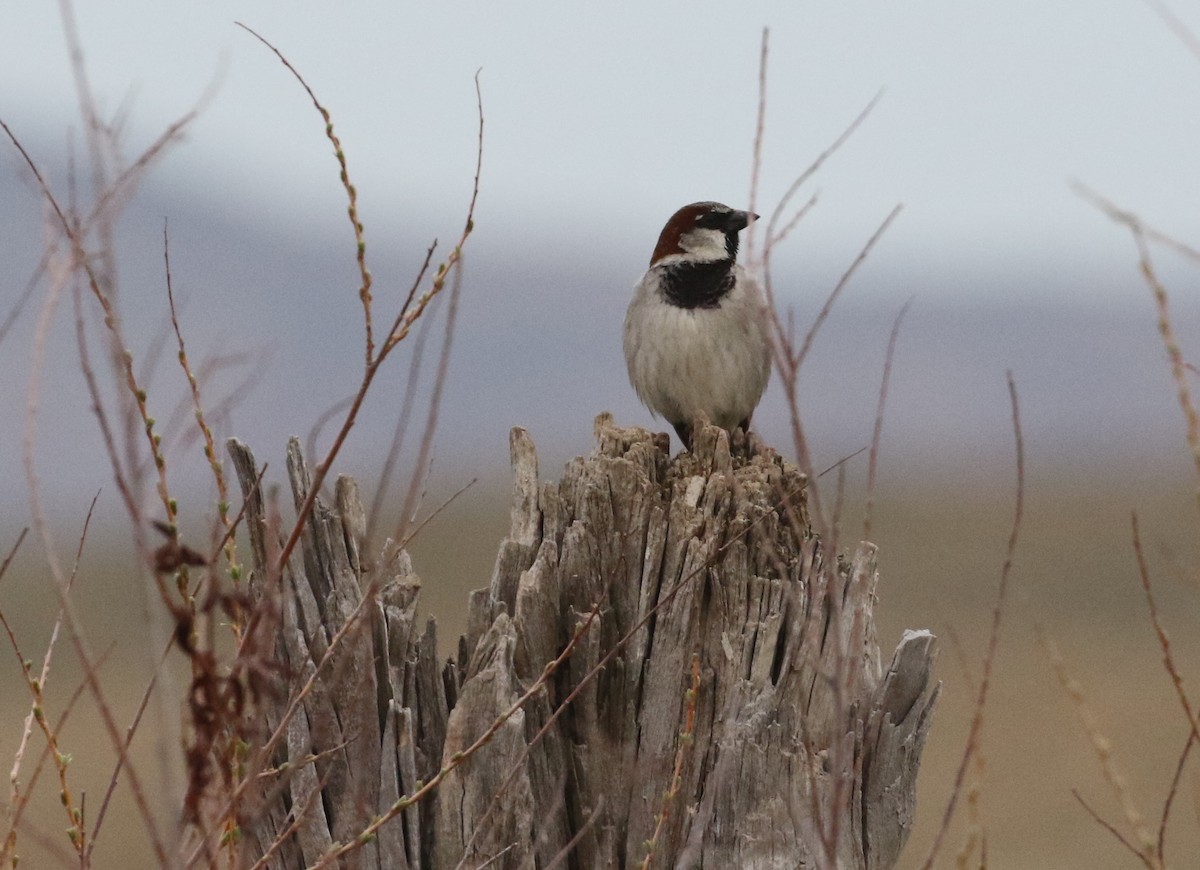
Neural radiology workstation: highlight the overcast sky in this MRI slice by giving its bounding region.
[4,2,1199,277]
[2,2,1200,518]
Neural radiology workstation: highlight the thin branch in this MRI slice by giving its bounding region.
[270,70,483,580]
[1072,181,1200,265]
[543,796,606,870]
[1134,232,1200,510]
[21,240,170,865]
[1038,622,1155,859]
[10,645,114,842]
[396,260,462,543]
[744,27,769,263]
[304,395,356,495]
[1143,0,1200,62]
[0,529,28,583]
[764,90,883,253]
[235,22,374,366]
[400,477,478,548]
[1132,513,1200,734]
[1073,790,1155,869]
[863,297,912,540]
[638,655,701,870]
[163,222,243,592]
[921,372,1024,870]
[366,299,436,545]
[1159,727,1195,861]
[86,637,173,860]
[793,204,902,371]
[816,445,868,479]
[0,251,49,348]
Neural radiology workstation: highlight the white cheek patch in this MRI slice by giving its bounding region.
[677,228,730,262]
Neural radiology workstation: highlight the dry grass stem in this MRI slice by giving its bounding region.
[638,654,701,870]
[396,263,463,543]
[863,297,912,540]
[1073,789,1157,869]
[163,223,243,598]
[921,371,1024,870]
[1040,626,1156,859]
[745,27,769,263]
[234,22,374,366]
[1144,0,1200,62]
[1131,513,1199,736]
[265,60,483,580]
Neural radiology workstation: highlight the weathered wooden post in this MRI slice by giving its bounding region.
[228,414,938,869]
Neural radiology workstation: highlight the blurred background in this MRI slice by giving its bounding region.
[2,2,1200,867]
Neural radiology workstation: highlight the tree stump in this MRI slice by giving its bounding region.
[227,414,939,869]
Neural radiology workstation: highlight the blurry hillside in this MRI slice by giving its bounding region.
[2,157,1198,511]
[2,166,1199,867]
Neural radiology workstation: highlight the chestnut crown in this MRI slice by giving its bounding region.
[650,201,758,266]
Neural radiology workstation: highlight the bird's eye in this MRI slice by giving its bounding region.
[695,211,729,230]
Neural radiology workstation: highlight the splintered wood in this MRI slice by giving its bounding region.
[227,415,938,870]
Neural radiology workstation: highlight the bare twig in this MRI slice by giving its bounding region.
[1144,0,1200,62]
[638,654,701,870]
[1159,728,1195,861]
[863,297,912,540]
[396,261,463,543]
[1038,623,1155,858]
[304,394,356,495]
[544,796,606,870]
[764,91,883,254]
[1073,790,1156,869]
[1073,180,1200,264]
[765,204,903,533]
[816,445,868,479]
[163,222,243,593]
[367,290,437,544]
[1132,513,1200,736]
[1133,232,1200,511]
[234,22,374,366]
[744,27,769,263]
[266,65,484,581]
[20,223,170,866]
[0,252,49,348]
[0,529,28,582]
[86,636,174,860]
[399,477,479,549]
[791,204,902,373]
[921,372,1024,870]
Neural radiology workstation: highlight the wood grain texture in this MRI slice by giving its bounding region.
[227,416,938,869]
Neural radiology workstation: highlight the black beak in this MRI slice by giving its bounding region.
[728,210,758,232]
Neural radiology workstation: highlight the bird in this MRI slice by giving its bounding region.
[623,201,772,450]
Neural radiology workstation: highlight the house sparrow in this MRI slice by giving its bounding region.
[623,201,771,449]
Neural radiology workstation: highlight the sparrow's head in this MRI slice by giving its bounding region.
[650,201,758,267]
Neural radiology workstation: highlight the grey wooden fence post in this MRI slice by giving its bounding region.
[227,414,938,870]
